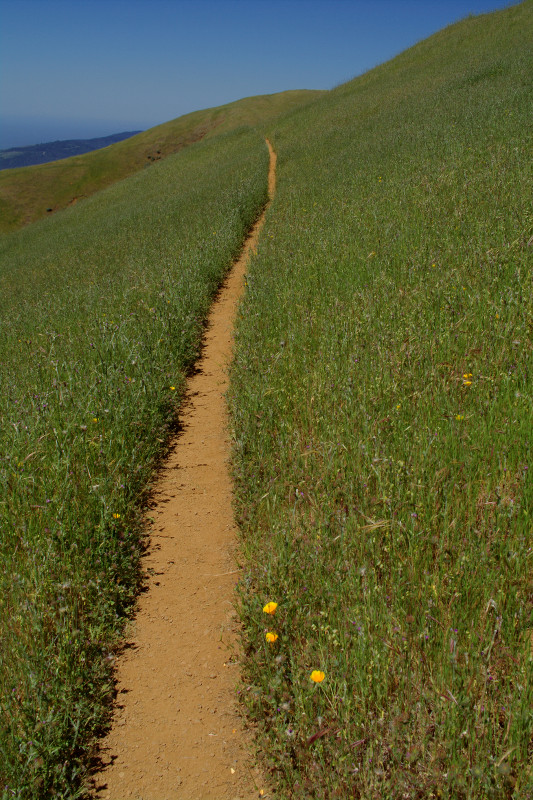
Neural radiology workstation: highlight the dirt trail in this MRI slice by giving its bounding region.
[91,140,276,800]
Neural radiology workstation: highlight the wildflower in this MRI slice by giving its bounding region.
[266,632,278,643]
[310,670,325,683]
[113,513,121,519]
[463,373,472,378]
[396,404,401,410]
[170,386,176,391]
[455,414,464,420]
[463,380,472,387]
[92,417,99,423]
[263,601,278,615]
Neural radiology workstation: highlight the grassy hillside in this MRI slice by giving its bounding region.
[1,2,532,797]
[0,129,269,797]
[0,90,321,234]
[231,3,532,798]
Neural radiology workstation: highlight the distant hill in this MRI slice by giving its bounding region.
[0,90,323,232]
[0,131,142,170]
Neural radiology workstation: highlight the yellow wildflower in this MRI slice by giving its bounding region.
[170,386,176,391]
[263,602,278,615]
[266,632,278,643]
[113,513,121,519]
[310,670,325,683]
[455,414,464,420]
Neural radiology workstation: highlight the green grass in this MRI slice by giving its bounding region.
[0,90,322,234]
[1,3,532,798]
[230,3,532,798]
[0,127,269,798]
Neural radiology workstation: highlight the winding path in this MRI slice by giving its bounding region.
[91,140,276,800]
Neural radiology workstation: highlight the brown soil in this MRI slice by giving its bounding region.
[90,140,276,800]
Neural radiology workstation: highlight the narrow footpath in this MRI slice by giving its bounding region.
[91,140,276,800]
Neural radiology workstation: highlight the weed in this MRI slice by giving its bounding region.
[230,3,532,797]
[0,129,268,797]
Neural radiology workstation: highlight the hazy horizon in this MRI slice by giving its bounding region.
[0,116,145,150]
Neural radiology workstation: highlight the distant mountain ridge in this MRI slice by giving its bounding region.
[0,131,142,170]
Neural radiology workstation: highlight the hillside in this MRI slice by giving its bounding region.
[0,90,322,233]
[0,131,142,171]
[231,2,532,797]
[0,2,531,797]
[0,127,270,798]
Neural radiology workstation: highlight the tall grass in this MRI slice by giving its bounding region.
[230,3,532,798]
[0,128,268,798]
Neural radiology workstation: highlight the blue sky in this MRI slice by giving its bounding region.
[0,0,519,148]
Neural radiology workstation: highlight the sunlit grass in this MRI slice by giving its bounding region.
[1,2,532,797]
[230,3,532,797]
[0,129,268,798]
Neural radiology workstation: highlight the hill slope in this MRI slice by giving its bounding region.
[0,2,531,797]
[0,90,321,233]
[0,127,270,798]
[231,2,532,797]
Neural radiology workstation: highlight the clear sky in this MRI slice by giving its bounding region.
[0,0,519,149]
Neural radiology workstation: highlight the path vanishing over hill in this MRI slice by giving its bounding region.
[0,91,318,233]
[91,140,277,800]
[1,3,531,796]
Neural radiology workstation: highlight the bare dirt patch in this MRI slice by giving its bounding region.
[90,140,276,800]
